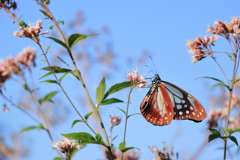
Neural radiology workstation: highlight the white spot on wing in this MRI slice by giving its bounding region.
[177,105,182,110]
[179,111,183,115]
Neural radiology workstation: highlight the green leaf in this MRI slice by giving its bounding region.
[118,142,126,152]
[221,127,228,135]
[116,107,126,115]
[18,14,24,21]
[47,37,69,51]
[208,134,221,143]
[227,54,234,61]
[118,142,140,153]
[229,136,238,146]
[209,128,221,136]
[95,133,105,144]
[40,59,47,62]
[58,21,64,25]
[100,98,123,105]
[128,113,140,118]
[39,80,58,84]
[39,91,58,105]
[96,77,106,104]
[39,9,51,19]
[39,66,71,80]
[104,81,133,99]
[59,72,71,82]
[45,45,51,55]
[20,124,44,133]
[84,112,94,121]
[23,84,31,92]
[53,157,62,160]
[68,33,99,49]
[71,120,84,128]
[112,135,118,141]
[49,25,54,30]
[197,76,229,90]
[62,132,107,147]
[209,83,223,90]
[232,128,240,134]
[122,147,140,153]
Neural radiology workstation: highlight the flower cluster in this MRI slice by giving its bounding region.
[0,47,36,87]
[52,138,81,154]
[208,92,240,129]
[186,35,219,63]
[207,16,240,37]
[127,68,148,89]
[149,142,178,160]
[105,149,141,160]
[109,114,121,128]
[18,47,36,67]
[14,20,48,43]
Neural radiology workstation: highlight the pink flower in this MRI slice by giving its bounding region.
[14,20,48,43]
[53,138,81,154]
[186,36,216,64]
[110,114,122,127]
[18,47,36,67]
[222,93,239,109]
[127,68,148,89]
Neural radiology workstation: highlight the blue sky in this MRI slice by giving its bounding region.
[1,0,240,160]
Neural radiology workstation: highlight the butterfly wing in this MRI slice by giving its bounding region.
[162,81,207,122]
[140,83,174,126]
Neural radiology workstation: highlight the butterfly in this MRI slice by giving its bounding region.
[140,74,206,126]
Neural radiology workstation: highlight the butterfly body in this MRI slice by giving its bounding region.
[140,74,206,126]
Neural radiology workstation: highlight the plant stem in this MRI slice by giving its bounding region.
[223,90,233,160]
[38,44,96,135]
[121,86,135,160]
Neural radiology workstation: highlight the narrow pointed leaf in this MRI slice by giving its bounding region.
[68,33,99,49]
[104,81,133,99]
[227,55,234,61]
[229,136,238,146]
[20,124,44,133]
[220,127,228,135]
[208,134,221,142]
[84,112,94,121]
[209,83,223,90]
[39,66,72,80]
[116,107,126,115]
[23,84,31,92]
[209,128,221,136]
[43,91,58,102]
[71,120,84,128]
[122,147,140,153]
[60,72,71,82]
[128,113,140,118]
[39,9,51,19]
[62,132,106,147]
[95,133,105,144]
[232,128,240,134]
[39,80,58,84]
[47,37,69,50]
[197,76,229,90]
[112,135,118,141]
[96,77,106,104]
[100,98,123,105]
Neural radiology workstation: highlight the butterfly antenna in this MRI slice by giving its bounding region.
[145,65,156,74]
[149,56,159,74]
